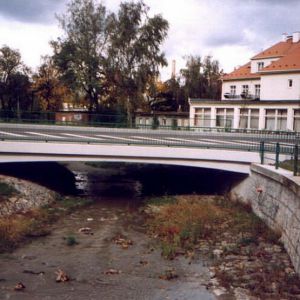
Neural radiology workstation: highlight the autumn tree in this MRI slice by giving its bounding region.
[52,0,111,111]
[32,56,76,111]
[107,1,169,123]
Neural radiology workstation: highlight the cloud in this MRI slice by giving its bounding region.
[0,0,66,23]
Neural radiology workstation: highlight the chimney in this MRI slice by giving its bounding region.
[293,31,300,43]
[282,33,288,42]
[171,60,176,78]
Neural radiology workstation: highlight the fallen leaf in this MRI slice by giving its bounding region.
[14,282,25,291]
[104,269,121,275]
[55,269,69,282]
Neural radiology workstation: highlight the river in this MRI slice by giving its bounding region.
[0,162,245,299]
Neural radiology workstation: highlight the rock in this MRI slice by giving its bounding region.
[272,245,282,253]
[234,287,252,300]
[78,227,93,235]
[213,249,223,258]
[212,287,227,296]
[285,267,295,274]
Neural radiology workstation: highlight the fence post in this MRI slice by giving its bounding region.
[260,141,265,165]
[275,142,280,169]
[294,144,298,176]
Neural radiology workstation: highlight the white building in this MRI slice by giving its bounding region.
[189,32,300,131]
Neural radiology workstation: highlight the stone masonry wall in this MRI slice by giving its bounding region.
[230,164,300,274]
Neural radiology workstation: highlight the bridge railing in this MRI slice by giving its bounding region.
[0,111,299,141]
[1,111,300,174]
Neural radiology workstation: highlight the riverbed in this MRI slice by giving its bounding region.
[1,162,240,299]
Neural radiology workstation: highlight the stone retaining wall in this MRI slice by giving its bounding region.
[0,175,57,216]
[230,164,300,274]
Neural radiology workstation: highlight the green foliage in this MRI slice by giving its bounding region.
[58,197,93,210]
[0,46,32,112]
[65,235,78,246]
[180,55,222,104]
[107,1,169,119]
[52,0,111,111]
[0,182,18,197]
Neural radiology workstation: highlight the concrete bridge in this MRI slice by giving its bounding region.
[0,123,295,174]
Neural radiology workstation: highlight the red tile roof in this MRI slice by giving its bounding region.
[251,38,299,59]
[222,63,260,81]
[261,43,300,73]
[224,37,300,79]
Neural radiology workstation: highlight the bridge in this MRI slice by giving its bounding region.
[0,123,298,174]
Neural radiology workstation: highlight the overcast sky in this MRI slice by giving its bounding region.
[0,0,299,80]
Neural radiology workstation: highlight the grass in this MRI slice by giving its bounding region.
[146,195,281,259]
[0,182,19,198]
[279,159,300,173]
[0,208,55,252]
[0,196,92,253]
[144,196,177,206]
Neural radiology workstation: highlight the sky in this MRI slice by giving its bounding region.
[0,0,299,80]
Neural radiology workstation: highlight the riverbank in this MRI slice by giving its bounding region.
[0,175,92,253]
[145,195,300,299]
[0,195,215,300]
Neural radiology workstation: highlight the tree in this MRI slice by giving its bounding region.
[202,56,222,99]
[180,55,204,100]
[32,56,75,111]
[180,55,222,105]
[52,0,111,111]
[0,45,31,111]
[107,0,169,124]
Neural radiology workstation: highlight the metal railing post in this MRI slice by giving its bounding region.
[260,141,265,165]
[275,142,280,169]
[294,144,299,176]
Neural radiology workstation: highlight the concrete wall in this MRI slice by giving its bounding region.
[250,58,279,73]
[230,164,300,274]
[260,73,300,100]
[222,79,260,100]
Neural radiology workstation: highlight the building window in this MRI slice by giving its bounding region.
[277,110,287,130]
[139,118,143,125]
[257,62,264,70]
[288,79,293,88]
[250,109,259,129]
[216,108,233,128]
[145,118,149,125]
[194,108,211,127]
[255,85,261,99]
[294,110,300,131]
[241,85,249,98]
[239,109,259,129]
[265,109,276,130]
[265,109,287,131]
[162,118,167,126]
[239,109,248,129]
[230,85,236,96]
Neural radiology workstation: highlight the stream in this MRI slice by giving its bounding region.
[0,162,245,299]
